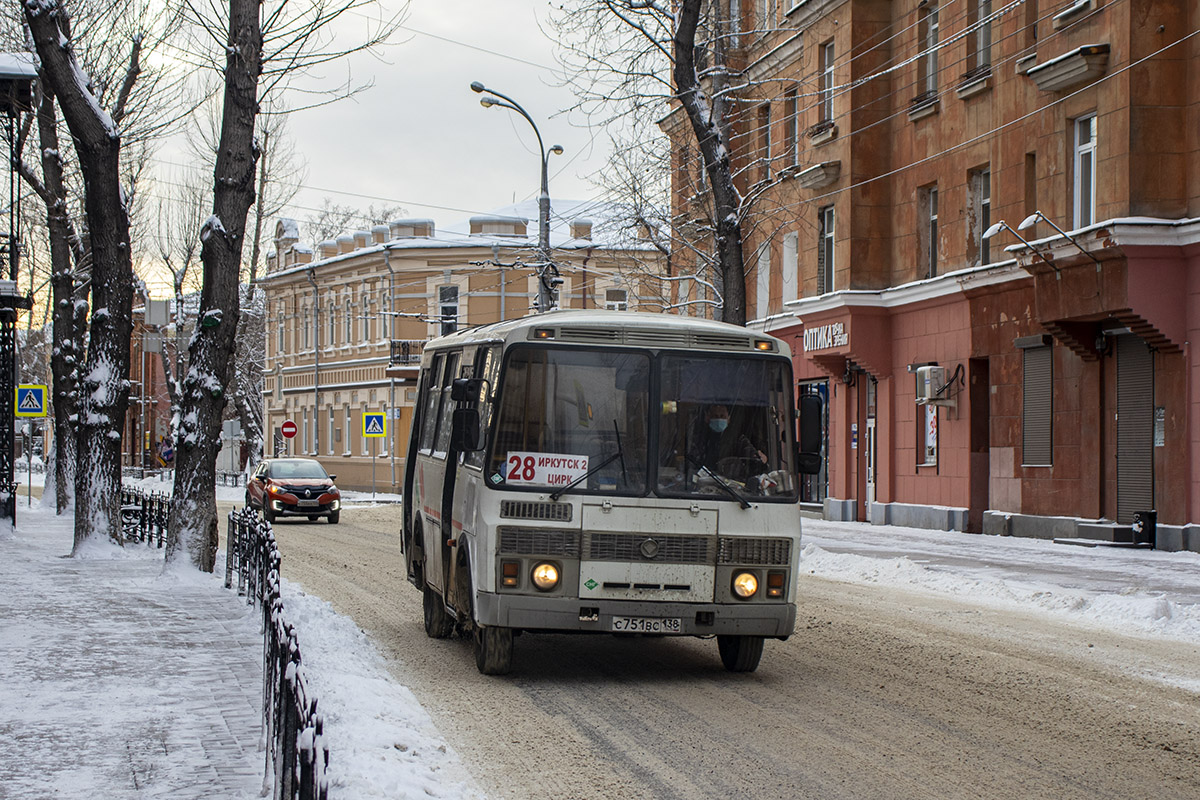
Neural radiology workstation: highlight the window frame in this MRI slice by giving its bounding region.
[1073,114,1097,229]
[918,3,940,96]
[819,41,835,123]
[818,205,835,295]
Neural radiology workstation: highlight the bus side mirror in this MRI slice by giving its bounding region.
[797,395,822,475]
[451,407,484,451]
[451,377,484,402]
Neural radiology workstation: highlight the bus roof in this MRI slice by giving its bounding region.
[423,310,793,358]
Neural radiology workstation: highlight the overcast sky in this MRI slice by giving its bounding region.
[275,0,613,235]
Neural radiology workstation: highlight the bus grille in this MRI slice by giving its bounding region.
[717,537,792,566]
[585,533,715,564]
[498,527,581,557]
[500,500,573,522]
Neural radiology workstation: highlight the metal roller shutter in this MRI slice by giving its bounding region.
[1116,335,1154,523]
[1022,346,1053,466]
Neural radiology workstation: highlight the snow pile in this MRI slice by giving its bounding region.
[800,543,1200,642]
[280,585,486,799]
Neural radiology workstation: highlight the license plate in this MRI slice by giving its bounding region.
[297,499,318,507]
[611,616,681,634]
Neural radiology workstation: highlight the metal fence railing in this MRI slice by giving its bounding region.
[119,486,169,548]
[226,508,329,800]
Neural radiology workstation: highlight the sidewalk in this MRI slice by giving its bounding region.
[0,507,265,799]
[0,494,486,800]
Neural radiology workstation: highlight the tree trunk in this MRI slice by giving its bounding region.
[166,0,262,571]
[35,87,86,514]
[673,0,747,325]
[26,2,135,548]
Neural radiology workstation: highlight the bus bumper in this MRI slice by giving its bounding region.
[475,592,796,638]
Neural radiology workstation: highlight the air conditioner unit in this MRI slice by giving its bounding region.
[915,365,948,404]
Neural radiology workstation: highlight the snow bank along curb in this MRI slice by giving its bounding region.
[225,509,330,799]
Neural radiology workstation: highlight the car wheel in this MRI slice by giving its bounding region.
[423,583,454,639]
[263,506,276,524]
[717,635,764,672]
[474,625,514,675]
[244,491,253,509]
[327,510,340,524]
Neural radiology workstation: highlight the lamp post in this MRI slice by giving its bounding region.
[470,81,564,313]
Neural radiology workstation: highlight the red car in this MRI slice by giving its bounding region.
[246,458,341,524]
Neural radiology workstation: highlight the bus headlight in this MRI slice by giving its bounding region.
[531,562,560,592]
[732,571,758,599]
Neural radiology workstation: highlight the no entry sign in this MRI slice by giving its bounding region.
[280,419,298,439]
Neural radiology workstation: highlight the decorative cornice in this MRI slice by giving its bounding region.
[797,161,841,189]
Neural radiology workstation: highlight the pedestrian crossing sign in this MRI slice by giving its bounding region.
[15,385,48,417]
[362,413,386,438]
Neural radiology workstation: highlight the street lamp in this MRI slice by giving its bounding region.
[983,220,1061,280]
[470,81,564,312]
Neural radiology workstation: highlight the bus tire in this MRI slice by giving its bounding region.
[474,625,513,675]
[423,584,454,639]
[717,635,764,672]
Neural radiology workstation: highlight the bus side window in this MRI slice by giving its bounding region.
[464,346,500,469]
[418,354,444,455]
[433,352,462,458]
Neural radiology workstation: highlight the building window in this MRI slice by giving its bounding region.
[344,406,352,454]
[920,185,939,278]
[819,41,835,123]
[362,296,372,341]
[1073,114,1097,229]
[756,0,777,32]
[817,205,835,295]
[782,231,799,303]
[328,409,335,456]
[784,87,800,167]
[327,299,337,345]
[381,292,391,339]
[1022,345,1053,466]
[967,0,992,73]
[757,103,771,182]
[302,305,310,350]
[969,167,991,267]
[276,312,284,354]
[439,285,459,335]
[756,244,770,319]
[344,293,353,343]
[604,288,628,311]
[918,3,940,97]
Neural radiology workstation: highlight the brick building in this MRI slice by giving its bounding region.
[666,1,1199,547]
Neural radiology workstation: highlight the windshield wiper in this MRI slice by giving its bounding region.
[550,451,624,501]
[686,455,751,509]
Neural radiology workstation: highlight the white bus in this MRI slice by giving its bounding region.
[403,311,821,674]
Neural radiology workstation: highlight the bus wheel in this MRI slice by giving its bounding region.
[474,625,513,675]
[717,635,764,672]
[423,584,454,639]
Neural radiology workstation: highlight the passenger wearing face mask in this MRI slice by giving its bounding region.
[692,404,766,478]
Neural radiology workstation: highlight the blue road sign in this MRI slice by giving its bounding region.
[362,413,386,438]
[15,385,48,417]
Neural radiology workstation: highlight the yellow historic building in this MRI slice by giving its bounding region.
[259,200,666,491]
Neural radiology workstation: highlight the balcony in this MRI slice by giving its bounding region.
[386,339,425,381]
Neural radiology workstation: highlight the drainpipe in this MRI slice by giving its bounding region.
[384,246,397,488]
[305,268,321,456]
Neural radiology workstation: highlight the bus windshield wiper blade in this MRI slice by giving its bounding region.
[687,455,751,509]
[550,451,623,501]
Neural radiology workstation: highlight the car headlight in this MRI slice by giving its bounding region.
[531,562,560,592]
[732,571,758,599]
[267,484,285,496]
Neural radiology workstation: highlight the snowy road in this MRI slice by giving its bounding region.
[244,504,1200,800]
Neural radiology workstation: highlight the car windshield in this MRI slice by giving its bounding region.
[488,346,650,495]
[656,354,797,501]
[269,460,329,480]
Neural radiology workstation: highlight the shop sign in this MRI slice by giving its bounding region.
[804,322,849,353]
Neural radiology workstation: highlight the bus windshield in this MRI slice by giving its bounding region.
[487,345,795,501]
[489,347,650,495]
[656,354,796,500]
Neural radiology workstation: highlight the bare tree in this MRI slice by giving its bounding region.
[24,0,140,547]
[166,0,403,571]
[551,0,753,324]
